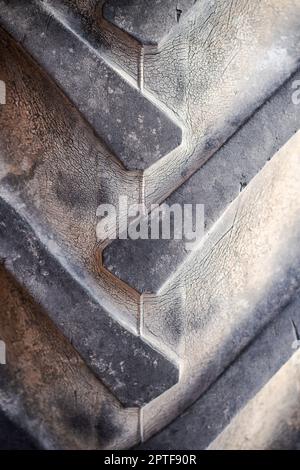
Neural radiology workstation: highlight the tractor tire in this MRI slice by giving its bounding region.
[0,0,300,450]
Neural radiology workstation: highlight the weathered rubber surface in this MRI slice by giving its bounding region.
[138,292,300,449]
[1,0,300,450]
[102,0,196,45]
[103,69,300,293]
[0,409,36,450]
[0,196,178,408]
[0,0,182,171]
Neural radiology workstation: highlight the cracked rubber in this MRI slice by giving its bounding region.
[1,0,300,450]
